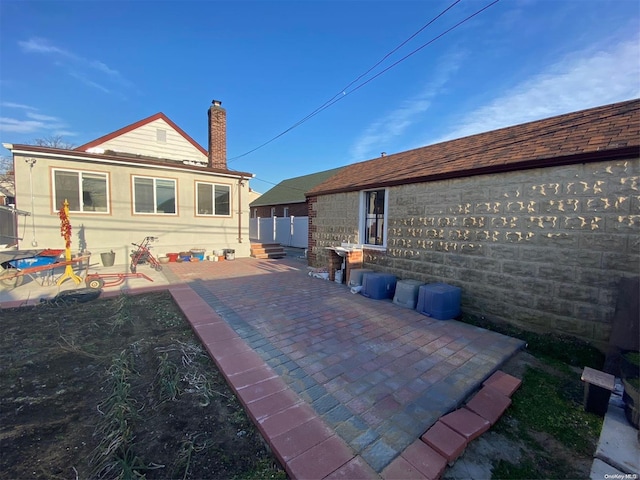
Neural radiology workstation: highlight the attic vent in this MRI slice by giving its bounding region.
[156,129,167,143]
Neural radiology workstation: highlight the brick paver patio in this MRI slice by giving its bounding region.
[163,257,524,476]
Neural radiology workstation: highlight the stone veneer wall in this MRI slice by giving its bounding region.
[308,192,361,268]
[309,158,640,347]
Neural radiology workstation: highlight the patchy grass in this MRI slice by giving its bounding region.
[624,351,640,366]
[492,456,575,480]
[496,367,602,455]
[460,313,605,369]
[456,313,605,479]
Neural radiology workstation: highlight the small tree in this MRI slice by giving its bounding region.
[0,155,15,204]
[0,155,13,177]
[32,135,75,149]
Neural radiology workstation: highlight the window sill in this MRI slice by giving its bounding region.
[362,245,387,253]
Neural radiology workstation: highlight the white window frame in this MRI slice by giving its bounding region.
[52,168,110,214]
[271,207,276,217]
[283,207,289,218]
[132,175,177,215]
[195,182,231,217]
[359,188,388,249]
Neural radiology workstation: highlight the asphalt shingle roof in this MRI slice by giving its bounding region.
[250,167,344,206]
[308,99,640,197]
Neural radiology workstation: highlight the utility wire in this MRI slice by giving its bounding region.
[250,88,640,195]
[264,0,463,147]
[312,0,501,115]
[228,0,462,162]
[228,0,500,163]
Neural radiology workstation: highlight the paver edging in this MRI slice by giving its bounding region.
[170,284,366,479]
[413,370,522,478]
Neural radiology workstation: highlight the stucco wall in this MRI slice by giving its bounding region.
[12,153,252,264]
[310,158,640,346]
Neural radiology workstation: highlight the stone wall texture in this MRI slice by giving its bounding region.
[310,158,640,346]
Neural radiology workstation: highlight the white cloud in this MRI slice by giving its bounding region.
[18,37,132,93]
[18,38,75,58]
[0,117,45,134]
[68,71,111,94]
[1,102,37,111]
[349,52,465,161]
[430,37,640,144]
[349,99,429,161]
[26,112,61,122]
[54,130,78,137]
[90,60,120,77]
[0,105,74,137]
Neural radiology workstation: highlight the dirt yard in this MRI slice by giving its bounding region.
[1,287,605,480]
[0,291,286,480]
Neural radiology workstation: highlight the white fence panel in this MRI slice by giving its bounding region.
[290,217,308,247]
[0,206,23,247]
[249,216,308,248]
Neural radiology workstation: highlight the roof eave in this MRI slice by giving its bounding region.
[7,144,254,179]
[250,199,306,207]
[308,146,640,197]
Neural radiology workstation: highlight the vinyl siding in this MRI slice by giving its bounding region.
[92,119,207,164]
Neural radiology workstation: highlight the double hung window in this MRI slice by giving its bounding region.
[196,182,230,216]
[53,169,109,213]
[362,189,387,247]
[133,176,176,214]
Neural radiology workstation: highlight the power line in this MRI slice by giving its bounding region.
[252,88,640,195]
[317,0,502,111]
[262,0,464,148]
[228,0,462,162]
[229,0,500,163]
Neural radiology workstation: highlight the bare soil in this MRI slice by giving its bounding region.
[0,291,286,480]
[1,287,604,480]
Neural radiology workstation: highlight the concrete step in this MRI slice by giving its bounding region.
[252,252,287,259]
[250,243,286,259]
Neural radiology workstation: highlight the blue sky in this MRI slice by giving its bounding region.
[1,0,638,193]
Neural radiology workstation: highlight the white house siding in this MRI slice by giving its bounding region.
[91,119,207,164]
[12,152,252,263]
[310,158,640,347]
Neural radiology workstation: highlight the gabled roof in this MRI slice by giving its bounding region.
[75,112,207,156]
[250,167,344,207]
[308,99,640,197]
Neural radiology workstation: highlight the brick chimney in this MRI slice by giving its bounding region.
[208,99,226,169]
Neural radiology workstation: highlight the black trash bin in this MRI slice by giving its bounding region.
[224,249,235,261]
[581,366,615,416]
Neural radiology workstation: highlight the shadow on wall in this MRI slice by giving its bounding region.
[605,276,640,375]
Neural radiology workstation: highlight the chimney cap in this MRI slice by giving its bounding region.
[212,99,222,107]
